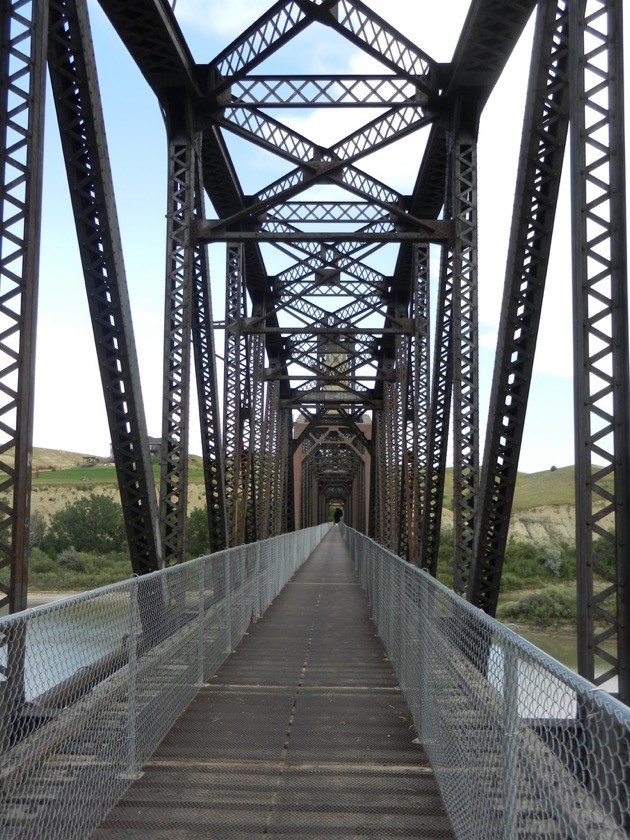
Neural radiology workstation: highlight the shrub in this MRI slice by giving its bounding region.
[186,507,210,558]
[497,586,577,628]
[57,547,83,571]
[44,493,126,555]
[29,547,55,574]
[29,510,46,548]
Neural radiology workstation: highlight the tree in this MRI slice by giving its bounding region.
[29,509,46,547]
[45,493,126,555]
[186,507,210,558]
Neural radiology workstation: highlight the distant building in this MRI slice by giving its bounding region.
[109,436,162,461]
[148,437,162,460]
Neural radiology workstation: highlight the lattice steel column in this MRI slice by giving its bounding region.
[451,130,479,595]
[223,243,253,546]
[420,246,454,576]
[395,330,410,559]
[159,125,196,565]
[191,163,227,553]
[408,245,430,565]
[47,0,161,576]
[279,407,294,533]
[257,378,276,540]
[249,327,266,539]
[372,405,389,548]
[0,0,47,616]
[569,0,630,701]
[469,1,570,613]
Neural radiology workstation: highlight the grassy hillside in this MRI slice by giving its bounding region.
[439,464,587,511]
[23,449,594,507]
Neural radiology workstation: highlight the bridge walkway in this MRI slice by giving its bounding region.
[93,526,454,839]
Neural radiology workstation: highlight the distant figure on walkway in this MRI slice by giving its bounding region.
[333,507,343,524]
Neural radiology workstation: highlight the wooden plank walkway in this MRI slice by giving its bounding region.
[93,527,454,839]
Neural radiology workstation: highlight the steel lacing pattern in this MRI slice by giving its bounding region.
[231,76,420,107]
[191,161,228,553]
[214,1,309,82]
[420,247,454,576]
[451,137,479,596]
[47,0,161,576]
[0,0,47,614]
[570,0,630,700]
[469,0,570,614]
[328,0,436,86]
[159,137,195,566]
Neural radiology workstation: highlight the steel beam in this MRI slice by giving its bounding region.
[159,126,195,565]
[420,247,454,576]
[0,0,47,616]
[451,128,479,596]
[223,244,253,545]
[569,0,630,701]
[0,0,47,717]
[407,246,430,566]
[468,0,570,612]
[191,164,228,553]
[47,0,161,576]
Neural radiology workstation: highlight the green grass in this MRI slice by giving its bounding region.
[512,465,577,511]
[32,458,206,486]
[439,464,613,512]
[30,454,613,517]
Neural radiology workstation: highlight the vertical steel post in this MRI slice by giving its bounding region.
[250,328,266,539]
[159,125,196,565]
[191,161,228,553]
[569,0,630,701]
[223,244,252,546]
[0,0,47,614]
[420,245,454,576]
[47,0,162,577]
[468,1,570,613]
[408,245,430,566]
[451,128,479,595]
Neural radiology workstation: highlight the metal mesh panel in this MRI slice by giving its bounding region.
[342,525,630,840]
[0,524,331,840]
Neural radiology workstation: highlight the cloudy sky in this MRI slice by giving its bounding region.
[34,1,605,472]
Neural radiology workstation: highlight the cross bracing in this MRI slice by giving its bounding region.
[0,0,628,704]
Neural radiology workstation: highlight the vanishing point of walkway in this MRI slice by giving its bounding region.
[93,527,454,838]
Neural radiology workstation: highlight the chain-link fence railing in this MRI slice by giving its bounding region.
[341,525,630,840]
[0,523,331,840]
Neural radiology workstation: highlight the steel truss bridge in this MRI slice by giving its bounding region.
[1,0,629,702]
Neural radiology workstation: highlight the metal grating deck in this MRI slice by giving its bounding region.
[93,527,454,838]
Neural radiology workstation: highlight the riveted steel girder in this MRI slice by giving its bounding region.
[451,133,479,596]
[420,239,454,577]
[0,0,47,709]
[468,0,570,611]
[159,129,195,566]
[191,165,228,554]
[569,0,630,702]
[47,0,161,576]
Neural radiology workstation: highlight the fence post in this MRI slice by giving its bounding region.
[197,560,205,686]
[123,578,142,779]
[254,542,261,622]
[503,645,520,840]
[225,554,232,654]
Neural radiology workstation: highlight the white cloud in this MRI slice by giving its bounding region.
[174,0,271,38]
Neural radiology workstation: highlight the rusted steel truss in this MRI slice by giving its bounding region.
[1,0,628,700]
